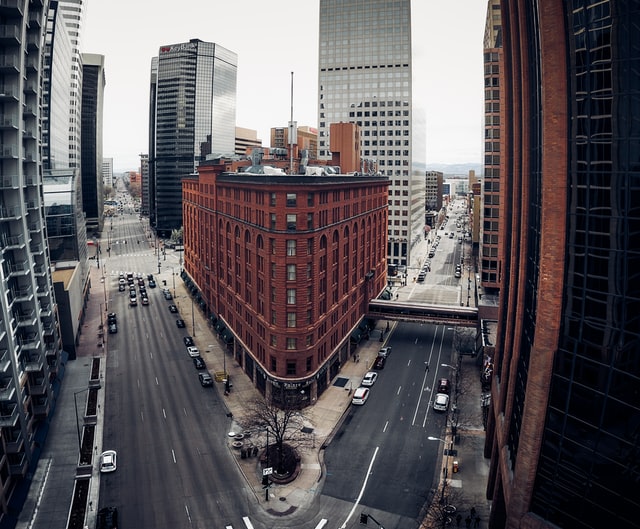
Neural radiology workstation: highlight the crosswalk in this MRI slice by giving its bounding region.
[226,518,328,529]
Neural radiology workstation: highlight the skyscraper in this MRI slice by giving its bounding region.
[0,0,63,515]
[485,2,640,528]
[317,0,426,268]
[149,39,237,236]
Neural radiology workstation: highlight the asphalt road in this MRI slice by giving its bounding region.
[98,210,257,529]
[322,322,455,527]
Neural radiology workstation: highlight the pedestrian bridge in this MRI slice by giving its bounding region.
[367,299,478,327]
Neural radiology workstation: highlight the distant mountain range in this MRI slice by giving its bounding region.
[424,162,483,176]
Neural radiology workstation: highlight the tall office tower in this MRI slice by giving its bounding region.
[0,0,63,518]
[80,53,106,233]
[149,39,237,236]
[139,154,150,216]
[56,0,85,169]
[317,0,426,268]
[485,2,640,528]
[102,157,114,188]
[480,0,503,293]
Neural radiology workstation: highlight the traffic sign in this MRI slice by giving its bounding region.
[262,467,273,476]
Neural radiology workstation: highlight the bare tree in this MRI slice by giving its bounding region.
[242,397,308,475]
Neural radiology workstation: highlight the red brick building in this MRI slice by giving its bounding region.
[182,160,389,406]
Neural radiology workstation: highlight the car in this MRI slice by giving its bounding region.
[417,271,426,282]
[141,297,149,305]
[183,336,194,346]
[433,393,450,412]
[193,356,206,370]
[428,251,435,258]
[361,371,378,387]
[187,346,200,357]
[168,304,179,313]
[454,270,461,278]
[129,289,136,298]
[164,291,173,300]
[129,297,137,306]
[97,507,118,529]
[137,278,145,286]
[198,372,213,386]
[147,274,154,280]
[107,312,117,323]
[437,378,451,394]
[108,322,117,334]
[351,387,370,405]
[118,284,126,292]
[148,279,156,288]
[373,355,386,370]
[99,450,117,473]
[378,346,392,358]
[176,319,185,328]
[118,278,125,285]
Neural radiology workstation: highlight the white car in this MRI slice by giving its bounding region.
[100,450,117,473]
[361,372,378,387]
[378,346,392,358]
[433,393,450,412]
[187,346,200,357]
[351,387,370,405]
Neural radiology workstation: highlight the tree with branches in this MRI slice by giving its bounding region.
[243,397,309,476]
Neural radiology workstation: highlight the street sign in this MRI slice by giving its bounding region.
[263,467,273,476]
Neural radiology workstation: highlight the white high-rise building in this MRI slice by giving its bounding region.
[317,0,426,268]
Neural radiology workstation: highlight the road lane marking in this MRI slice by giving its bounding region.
[242,517,255,529]
[315,519,328,529]
[171,449,176,463]
[339,446,379,529]
[162,408,166,419]
[184,504,192,524]
[397,385,402,395]
[383,421,389,432]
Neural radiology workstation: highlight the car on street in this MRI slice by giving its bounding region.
[187,346,200,357]
[99,450,117,473]
[107,312,117,323]
[163,291,173,300]
[183,336,194,346]
[433,393,450,412]
[148,279,156,288]
[454,270,461,278]
[193,356,206,370]
[118,284,126,291]
[168,305,178,313]
[417,271,426,282]
[378,346,392,358]
[141,297,149,306]
[108,322,117,334]
[373,355,386,370]
[129,297,137,307]
[361,371,378,387]
[351,387,370,405]
[96,507,118,529]
[198,372,213,387]
[176,319,186,328]
[437,378,451,394]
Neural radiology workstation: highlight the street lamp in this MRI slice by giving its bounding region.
[428,436,451,505]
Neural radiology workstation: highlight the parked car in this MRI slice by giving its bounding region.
[148,279,156,288]
[433,393,450,412]
[96,507,118,529]
[163,291,173,300]
[187,346,200,358]
[199,372,213,387]
[193,356,206,370]
[417,271,426,282]
[361,371,378,387]
[373,355,386,370]
[378,346,392,358]
[99,450,117,473]
[183,336,194,346]
[107,312,117,323]
[108,322,117,334]
[437,378,451,394]
[118,284,126,292]
[351,387,370,405]
[168,305,178,313]
[176,319,186,328]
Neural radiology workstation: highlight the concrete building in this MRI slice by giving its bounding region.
[480,0,503,293]
[149,39,238,237]
[235,127,262,157]
[182,160,389,407]
[102,157,114,188]
[0,0,64,518]
[317,0,426,268]
[485,2,640,528]
[270,125,318,162]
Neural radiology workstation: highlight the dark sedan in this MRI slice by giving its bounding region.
[183,336,194,347]
[176,319,185,328]
[193,357,206,370]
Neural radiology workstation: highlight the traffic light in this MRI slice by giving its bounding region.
[359,513,368,525]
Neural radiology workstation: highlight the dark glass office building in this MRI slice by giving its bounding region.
[149,39,237,236]
[485,2,640,528]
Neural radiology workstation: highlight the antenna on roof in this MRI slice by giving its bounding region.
[288,71,296,175]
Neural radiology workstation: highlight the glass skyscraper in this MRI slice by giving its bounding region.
[149,39,237,236]
[317,0,426,268]
[485,1,640,528]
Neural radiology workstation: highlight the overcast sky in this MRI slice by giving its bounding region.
[82,0,488,173]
